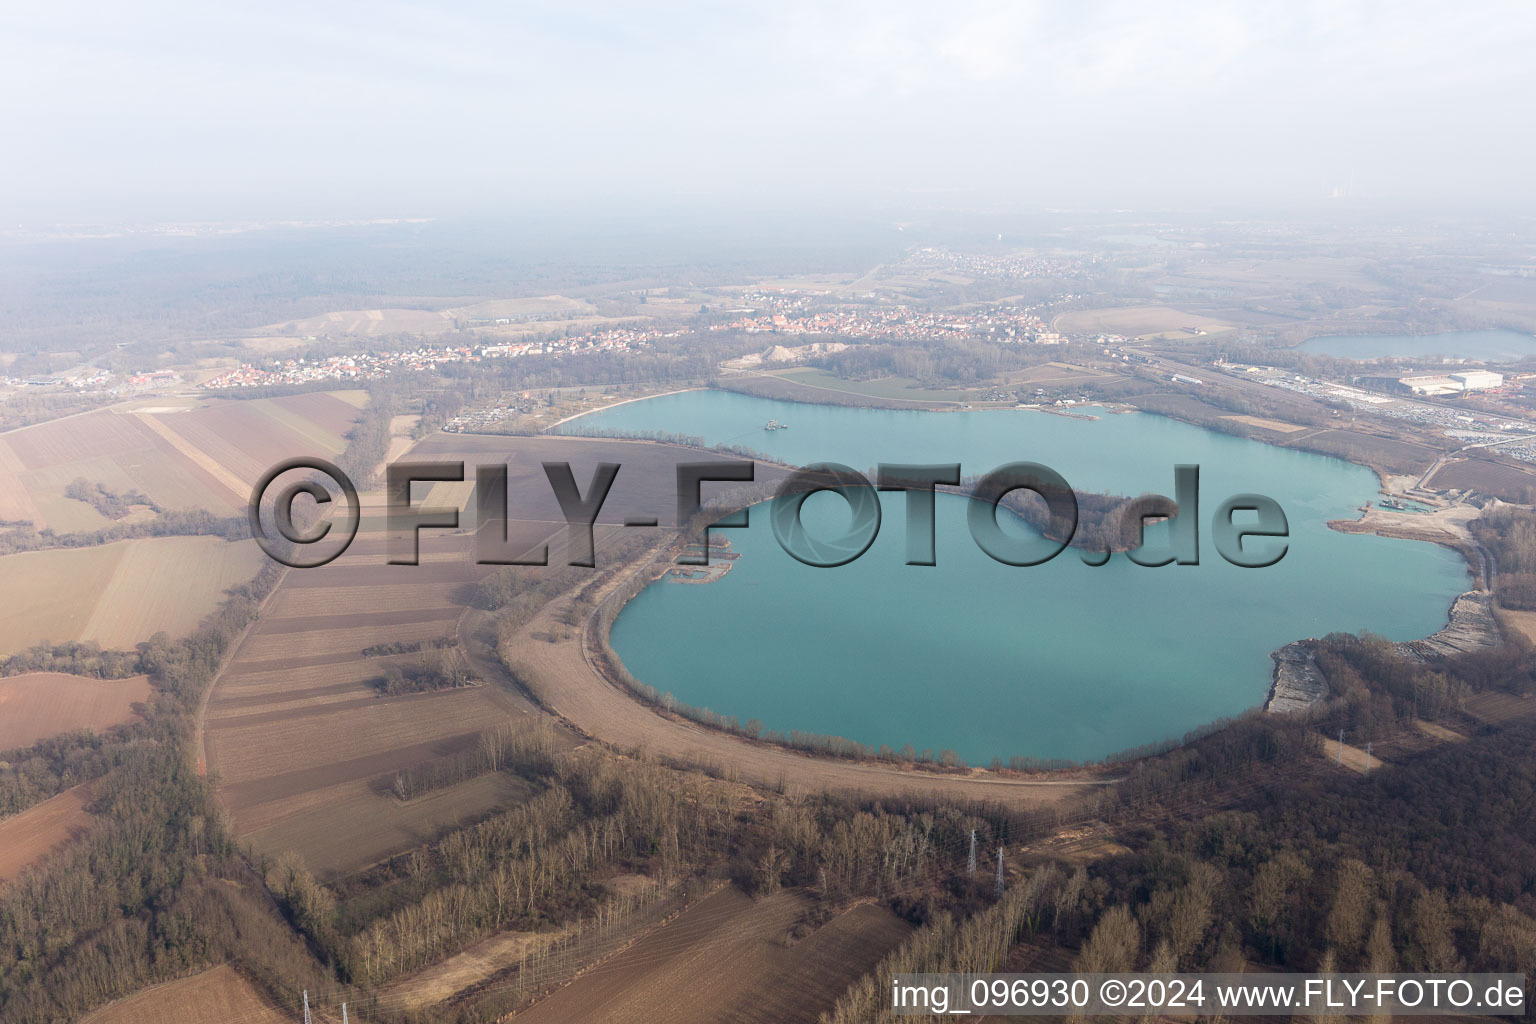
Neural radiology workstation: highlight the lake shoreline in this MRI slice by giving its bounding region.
[561,386,1483,758]
[1265,501,1504,714]
[546,386,706,429]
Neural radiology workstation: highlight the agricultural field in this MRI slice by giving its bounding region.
[0,672,153,750]
[1459,689,1536,726]
[0,391,363,529]
[380,921,579,1011]
[513,887,912,1024]
[1222,413,1308,434]
[0,536,264,654]
[0,408,219,528]
[451,295,596,320]
[727,365,1127,409]
[203,523,537,875]
[261,307,459,337]
[771,368,983,403]
[245,773,539,876]
[0,785,92,883]
[1496,606,1536,644]
[1001,361,1120,387]
[134,393,358,503]
[1296,429,1442,477]
[1053,304,1234,339]
[752,272,881,295]
[204,434,773,877]
[383,413,421,466]
[1428,455,1536,501]
[77,965,290,1024]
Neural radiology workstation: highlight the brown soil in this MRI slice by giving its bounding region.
[513,887,911,1024]
[0,672,152,749]
[0,785,93,882]
[77,964,289,1024]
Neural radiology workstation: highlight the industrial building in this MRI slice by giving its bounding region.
[1451,370,1505,390]
[1398,370,1504,396]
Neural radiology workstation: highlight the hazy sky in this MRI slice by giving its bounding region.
[5,1,1535,221]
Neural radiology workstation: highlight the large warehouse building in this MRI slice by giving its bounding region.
[1398,370,1504,396]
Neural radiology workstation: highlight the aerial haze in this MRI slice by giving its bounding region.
[5,0,1536,222]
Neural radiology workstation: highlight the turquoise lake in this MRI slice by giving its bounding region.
[1300,328,1536,362]
[563,390,1469,763]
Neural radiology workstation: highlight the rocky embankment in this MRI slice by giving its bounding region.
[1265,590,1502,714]
[1266,641,1328,713]
[1393,589,1501,660]
[1262,500,1499,713]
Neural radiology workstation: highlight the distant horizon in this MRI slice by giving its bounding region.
[6,2,1535,223]
[6,196,1536,241]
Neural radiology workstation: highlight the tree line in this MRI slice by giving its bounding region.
[371,647,477,696]
[1473,504,1536,609]
[0,506,249,557]
[1,640,144,681]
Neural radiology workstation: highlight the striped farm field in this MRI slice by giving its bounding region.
[0,391,363,530]
[200,433,758,877]
[0,672,153,751]
[0,409,225,523]
[203,526,544,875]
[0,537,265,654]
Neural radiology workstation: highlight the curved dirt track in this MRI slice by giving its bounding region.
[492,563,1112,810]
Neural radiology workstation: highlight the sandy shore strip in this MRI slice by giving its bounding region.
[546,387,704,430]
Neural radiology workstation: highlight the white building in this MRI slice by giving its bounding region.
[1400,375,1459,396]
[1400,370,1504,395]
[1450,370,1503,391]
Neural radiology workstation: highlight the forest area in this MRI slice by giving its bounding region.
[1474,505,1536,610]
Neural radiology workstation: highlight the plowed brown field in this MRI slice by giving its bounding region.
[513,887,911,1024]
[77,964,289,1024]
[203,525,539,875]
[0,672,153,750]
[0,785,92,882]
